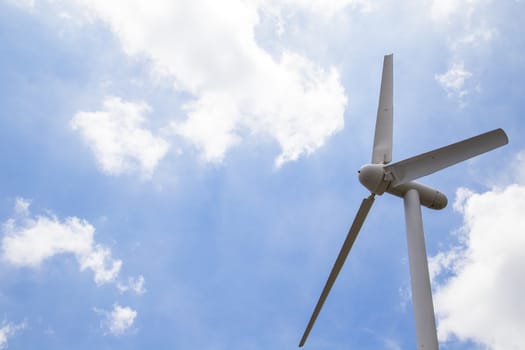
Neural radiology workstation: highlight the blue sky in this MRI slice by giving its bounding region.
[1,0,524,349]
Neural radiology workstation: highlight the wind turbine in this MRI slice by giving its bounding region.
[299,54,508,349]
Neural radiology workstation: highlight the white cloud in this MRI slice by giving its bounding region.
[0,322,26,350]
[71,96,169,178]
[7,0,35,9]
[170,51,346,166]
[431,0,497,53]
[431,168,525,348]
[78,245,123,285]
[263,0,376,17]
[1,198,121,285]
[430,0,465,22]
[117,275,146,295]
[451,25,496,51]
[430,0,496,107]
[430,0,486,25]
[14,197,30,214]
[96,304,137,336]
[59,0,347,167]
[435,62,472,100]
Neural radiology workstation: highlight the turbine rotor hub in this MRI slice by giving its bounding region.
[358,164,390,195]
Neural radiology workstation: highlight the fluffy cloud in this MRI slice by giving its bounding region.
[55,0,346,167]
[263,0,375,17]
[96,304,137,336]
[1,198,121,285]
[117,275,146,295]
[430,0,496,46]
[71,96,169,178]
[430,0,471,22]
[0,322,25,350]
[430,0,497,107]
[435,62,472,100]
[431,172,525,348]
[7,0,35,9]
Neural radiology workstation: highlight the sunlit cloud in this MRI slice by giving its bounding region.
[2,198,121,285]
[71,96,169,178]
[56,0,346,168]
[117,275,146,295]
[431,154,525,349]
[435,62,473,101]
[0,321,26,350]
[95,304,137,336]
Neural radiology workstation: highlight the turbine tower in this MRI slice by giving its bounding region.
[299,54,508,349]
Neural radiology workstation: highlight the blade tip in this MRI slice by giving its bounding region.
[498,128,509,145]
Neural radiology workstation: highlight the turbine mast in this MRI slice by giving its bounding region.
[403,189,439,350]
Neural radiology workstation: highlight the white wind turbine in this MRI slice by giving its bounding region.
[299,54,508,349]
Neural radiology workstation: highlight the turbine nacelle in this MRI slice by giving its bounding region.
[358,164,448,210]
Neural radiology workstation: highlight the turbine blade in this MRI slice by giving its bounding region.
[385,128,508,187]
[299,195,375,347]
[372,54,393,164]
